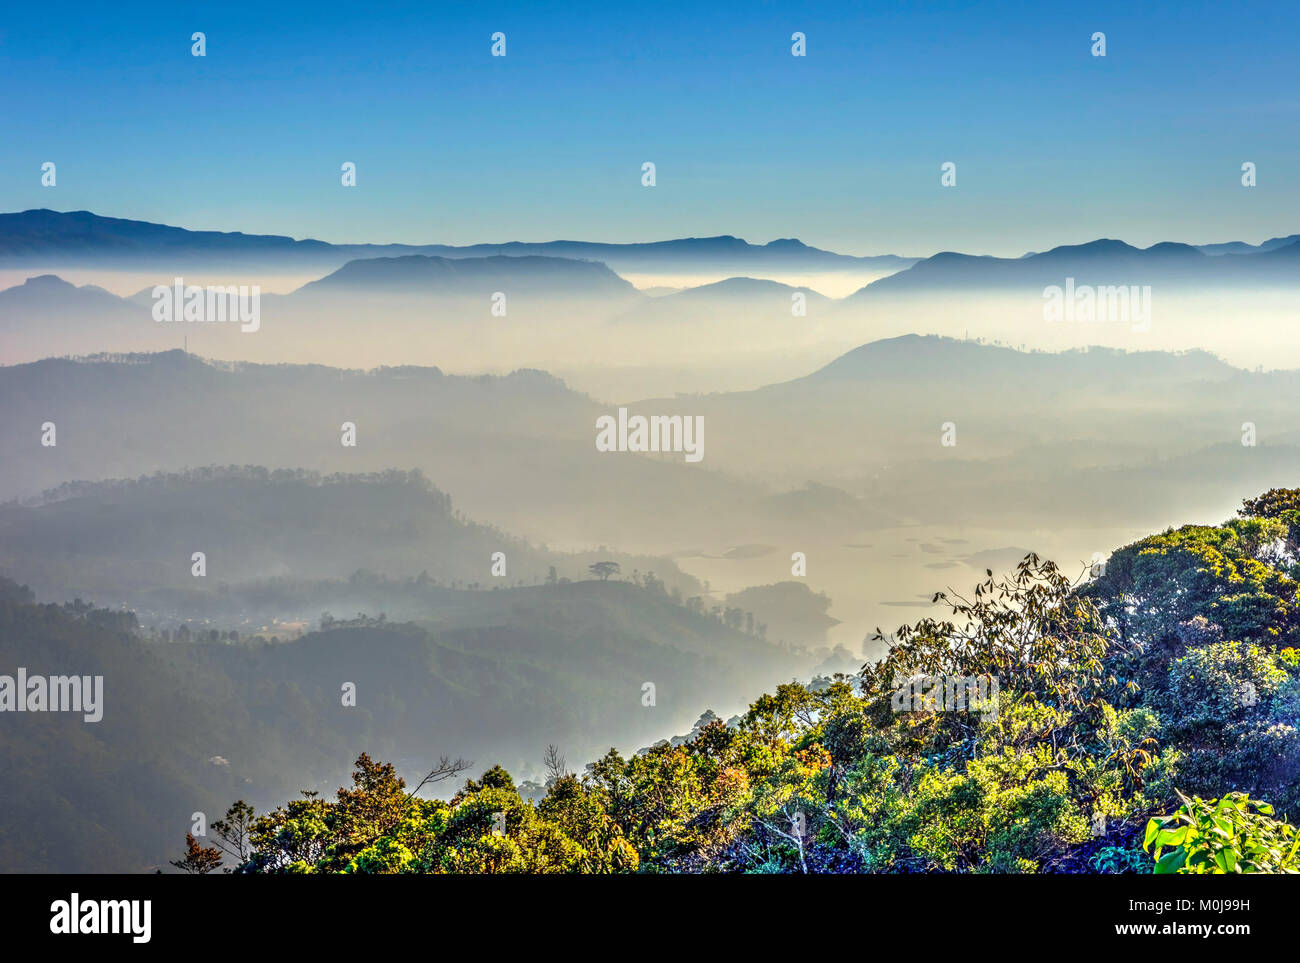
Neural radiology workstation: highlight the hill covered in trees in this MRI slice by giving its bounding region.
[177,489,1300,874]
[0,466,705,608]
[0,567,815,872]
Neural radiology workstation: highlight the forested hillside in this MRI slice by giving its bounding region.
[0,569,813,872]
[176,490,1300,874]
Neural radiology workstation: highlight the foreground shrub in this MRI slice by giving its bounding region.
[1143,791,1300,874]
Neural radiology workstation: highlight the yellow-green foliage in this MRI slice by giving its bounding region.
[1145,792,1300,873]
[177,491,1300,875]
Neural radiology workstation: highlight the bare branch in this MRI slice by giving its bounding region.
[409,755,473,798]
[544,744,568,785]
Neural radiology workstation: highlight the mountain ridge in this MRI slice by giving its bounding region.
[0,209,916,272]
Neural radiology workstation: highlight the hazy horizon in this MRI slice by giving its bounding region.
[5,0,1300,889]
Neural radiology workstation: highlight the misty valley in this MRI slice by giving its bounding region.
[10,10,1300,955]
[2,207,1299,883]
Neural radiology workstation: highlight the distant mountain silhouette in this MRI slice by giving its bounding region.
[0,210,915,274]
[670,277,829,300]
[0,273,132,312]
[621,333,1300,531]
[611,276,830,325]
[0,466,696,605]
[299,253,638,296]
[0,350,781,547]
[850,238,1299,296]
[9,210,1300,285]
[438,235,914,273]
[796,333,1235,384]
[0,209,334,261]
[0,274,148,351]
[1197,234,1300,256]
[7,336,1300,551]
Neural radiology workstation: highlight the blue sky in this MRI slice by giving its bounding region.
[2,0,1297,255]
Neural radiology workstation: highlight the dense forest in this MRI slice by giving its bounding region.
[172,489,1300,874]
[0,466,704,606]
[0,566,825,871]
